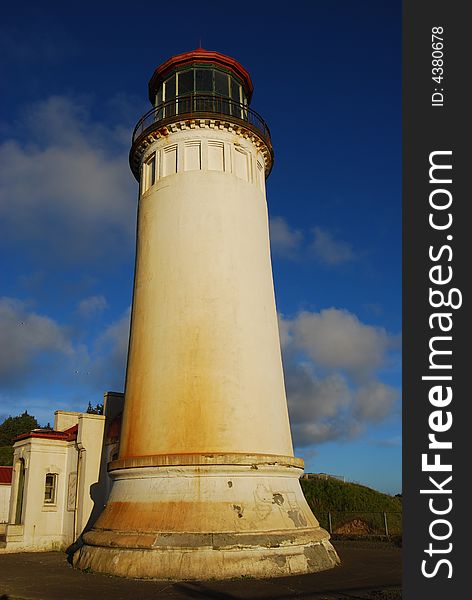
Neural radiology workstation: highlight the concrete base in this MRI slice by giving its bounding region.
[74,529,338,579]
[73,454,340,579]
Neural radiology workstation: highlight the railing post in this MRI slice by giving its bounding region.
[383,512,389,537]
[328,511,332,534]
[131,95,272,164]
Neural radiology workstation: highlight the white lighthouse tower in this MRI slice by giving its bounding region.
[74,49,339,579]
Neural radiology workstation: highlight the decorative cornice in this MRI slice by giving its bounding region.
[129,117,273,181]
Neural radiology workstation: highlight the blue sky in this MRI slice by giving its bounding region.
[0,1,401,494]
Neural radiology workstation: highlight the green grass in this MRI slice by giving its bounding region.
[300,477,402,535]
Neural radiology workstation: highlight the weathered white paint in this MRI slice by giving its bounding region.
[74,119,339,577]
[120,128,291,458]
[77,461,338,578]
[0,484,11,523]
[5,434,76,552]
[0,412,108,553]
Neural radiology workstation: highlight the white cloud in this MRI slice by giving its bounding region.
[269,216,303,258]
[269,220,357,267]
[91,308,131,391]
[77,295,108,319]
[0,297,131,424]
[277,313,292,349]
[285,363,351,423]
[95,308,130,360]
[0,293,399,448]
[353,381,397,422]
[0,297,73,383]
[284,358,398,446]
[290,308,390,378]
[311,226,355,265]
[280,308,399,447]
[0,96,137,264]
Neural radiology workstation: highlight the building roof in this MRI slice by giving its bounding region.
[14,424,78,443]
[0,466,13,485]
[148,48,254,104]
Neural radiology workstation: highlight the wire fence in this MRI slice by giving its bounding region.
[316,511,402,537]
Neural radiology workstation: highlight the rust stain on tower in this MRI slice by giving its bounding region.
[73,48,339,579]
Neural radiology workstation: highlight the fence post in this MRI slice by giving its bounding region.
[328,511,332,534]
[383,512,389,537]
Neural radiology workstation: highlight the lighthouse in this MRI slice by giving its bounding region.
[74,49,339,579]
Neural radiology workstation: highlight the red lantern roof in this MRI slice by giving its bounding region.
[148,48,254,104]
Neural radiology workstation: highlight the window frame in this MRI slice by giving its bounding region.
[142,152,157,193]
[44,473,58,506]
[156,67,247,105]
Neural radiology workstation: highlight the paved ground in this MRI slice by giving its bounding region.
[0,541,401,600]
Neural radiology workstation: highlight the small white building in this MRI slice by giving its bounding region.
[0,392,123,553]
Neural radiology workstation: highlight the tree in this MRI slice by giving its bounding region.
[0,446,14,466]
[86,402,104,415]
[0,411,40,466]
[0,411,40,447]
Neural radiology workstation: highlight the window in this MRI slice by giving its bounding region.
[149,154,157,187]
[233,147,249,181]
[163,145,177,177]
[214,70,229,96]
[164,75,176,117]
[230,78,241,102]
[44,473,57,505]
[164,74,176,100]
[184,141,201,171]
[154,68,247,119]
[195,69,212,92]
[208,141,225,172]
[231,78,241,118]
[155,88,164,120]
[178,69,194,95]
[256,160,264,190]
[142,153,157,193]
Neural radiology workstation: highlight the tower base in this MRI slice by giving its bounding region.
[73,455,340,579]
[74,529,338,579]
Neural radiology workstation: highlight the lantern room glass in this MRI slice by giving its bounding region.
[157,67,247,118]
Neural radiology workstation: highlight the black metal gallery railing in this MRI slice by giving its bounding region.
[132,94,271,146]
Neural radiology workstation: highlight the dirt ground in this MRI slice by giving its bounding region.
[0,540,401,600]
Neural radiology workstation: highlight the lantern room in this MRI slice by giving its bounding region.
[130,49,271,180]
[148,48,254,108]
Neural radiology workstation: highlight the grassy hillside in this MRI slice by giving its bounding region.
[300,477,402,535]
